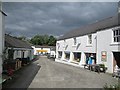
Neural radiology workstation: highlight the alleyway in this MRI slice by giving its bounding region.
[29,56,118,88]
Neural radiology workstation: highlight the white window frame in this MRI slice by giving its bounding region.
[57,43,60,49]
[113,28,120,43]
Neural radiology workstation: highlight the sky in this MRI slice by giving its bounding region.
[3,2,118,38]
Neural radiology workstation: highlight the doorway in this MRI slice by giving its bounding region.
[113,52,120,69]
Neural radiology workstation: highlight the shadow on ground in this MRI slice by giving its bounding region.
[2,62,41,89]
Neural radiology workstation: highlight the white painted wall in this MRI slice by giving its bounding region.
[97,26,120,73]
[32,46,51,55]
[13,49,33,60]
[32,46,41,55]
[43,48,50,54]
[56,33,97,65]
[0,11,5,75]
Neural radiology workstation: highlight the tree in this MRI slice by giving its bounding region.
[30,34,56,46]
[30,35,42,45]
[48,35,57,46]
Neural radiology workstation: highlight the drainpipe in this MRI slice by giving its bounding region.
[95,35,97,64]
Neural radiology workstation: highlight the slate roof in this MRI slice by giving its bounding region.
[58,14,119,40]
[5,34,32,49]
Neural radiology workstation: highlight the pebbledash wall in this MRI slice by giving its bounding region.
[55,2,120,73]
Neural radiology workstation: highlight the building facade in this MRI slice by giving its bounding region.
[32,45,56,57]
[5,34,33,61]
[55,3,120,73]
[0,2,7,82]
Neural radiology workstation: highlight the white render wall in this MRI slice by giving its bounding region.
[57,33,96,53]
[32,46,51,55]
[97,26,120,73]
[13,49,33,60]
[56,26,120,73]
[0,12,5,75]
[56,33,97,66]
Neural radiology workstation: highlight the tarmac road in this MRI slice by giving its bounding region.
[2,60,40,88]
[29,56,118,88]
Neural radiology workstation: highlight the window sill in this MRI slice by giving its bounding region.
[110,42,120,46]
[86,44,92,47]
[62,59,69,62]
[70,61,79,64]
[72,45,77,47]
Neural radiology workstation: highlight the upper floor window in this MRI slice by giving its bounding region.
[113,29,120,42]
[88,34,92,44]
[57,43,60,49]
[74,37,77,45]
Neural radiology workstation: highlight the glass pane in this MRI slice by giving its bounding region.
[119,29,120,35]
[118,36,120,42]
[116,37,119,42]
[116,30,118,35]
[113,30,116,36]
[114,37,116,42]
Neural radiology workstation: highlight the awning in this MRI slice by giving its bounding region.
[37,50,48,52]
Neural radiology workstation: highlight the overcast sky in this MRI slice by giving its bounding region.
[3,2,118,38]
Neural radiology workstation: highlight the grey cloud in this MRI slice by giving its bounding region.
[3,2,117,38]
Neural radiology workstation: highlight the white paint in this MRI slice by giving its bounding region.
[56,33,97,68]
[32,46,56,57]
[97,26,120,73]
[56,26,120,73]
[0,10,5,76]
[12,48,33,60]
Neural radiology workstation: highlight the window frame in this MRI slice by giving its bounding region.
[113,28,120,43]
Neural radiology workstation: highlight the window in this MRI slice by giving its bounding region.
[74,37,77,45]
[113,29,120,42]
[73,52,81,62]
[65,51,70,60]
[88,34,92,44]
[58,51,62,58]
[57,43,60,49]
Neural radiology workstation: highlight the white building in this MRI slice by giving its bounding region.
[5,34,33,61]
[55,2,120,73]
[32,45,56,57]
[0,2,7,82]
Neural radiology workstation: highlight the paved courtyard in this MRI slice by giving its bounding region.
[29,56,118,88]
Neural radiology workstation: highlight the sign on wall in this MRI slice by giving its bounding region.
[101,51,107,62]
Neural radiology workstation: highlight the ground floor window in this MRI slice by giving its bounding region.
[73,52,81,62]
[85,53,96,65]
[65,51,70,60]
[58,51,62,58]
